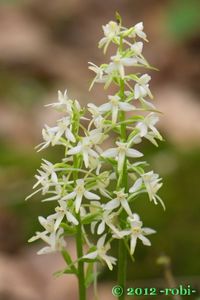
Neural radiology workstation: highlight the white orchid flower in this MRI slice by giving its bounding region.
[131,41,143,55]
[102,141,143,172]
[91,208,123,238]
[62,179,100,213]
[52,200,78,230]
[106,54,138,79]
[83,234,117,270]
[53,117,75,144]
[103,189,132,216]
[88,62,108,89]
[36,125,59,152]
[124,214,156,255]
[26,160,60,200]
[129,171,165,209]
[99,95,135,124]
[45,90,73,114]
[136,113,161,138]
[129,22,147,41]
[134,74,153,99]
[35,228,66,255]
[87,103,105,128]
[67,130,103,168]
[99,21,120,53]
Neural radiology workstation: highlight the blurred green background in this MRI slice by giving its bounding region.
[0,0,199,299]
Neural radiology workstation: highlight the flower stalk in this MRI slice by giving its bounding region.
[27,13,165,300]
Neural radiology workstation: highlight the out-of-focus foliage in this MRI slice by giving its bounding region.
[166,0,200,41]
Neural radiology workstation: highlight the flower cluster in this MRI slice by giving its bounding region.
[27,14,164,289]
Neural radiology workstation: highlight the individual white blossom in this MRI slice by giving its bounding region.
[36,125,59,152]
[62,179,100,213]
[134,74,153,99]
[99,95,135,124]
[125,214,156,255]
[87,103,104,128]
[129,171,165,209]
[32,228,66,255]
[91,207,123,238]
[130,22,147,41]
[67,130,103,168]
[104,189,132,216]
[131,41,143,55]
[83,234,117,270]
[38,215,56,233]
[53,117,75,144]
[106,54,138,79]
[52,200,78,230]
[102,141,143,172]
[45,90,73,114]
[99,21,120,52]
[88,62,108,89]
[136,113,161,138]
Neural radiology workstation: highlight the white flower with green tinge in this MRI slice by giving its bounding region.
[104,189,132,216]
[35,228,66,255]
[54,117,75,144]
[40,159,58,183]
[126,213,156,255]
[102,141,143,172]
[130,22,147,41]
[129,171,165,209]
[106,54,138,79]
[136,113,161,138]
[99,21,120,53]
[52,200,78,230]
[38,215,56,233]
[28,215,56,244]
[131,41,143,55]
[92,208,122,238]
[99,95,135,124]
[87,103,104,128]
[36,125,59,151]
[83,234,117,270]
[67,130,103,168]
[134,74,153,99]
[62,179,100,213]
[45,90,73,114]
[88,62,108,89]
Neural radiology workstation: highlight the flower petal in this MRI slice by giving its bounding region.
[119,102,135,112]
[104,199,120,211]
[130,236,137,255]
[126,148,143,158]
[102,148,118,158]
[138,234,151,246]
[129,178,143,193]
[84,191,100,200]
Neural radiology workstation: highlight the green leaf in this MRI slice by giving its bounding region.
[54,267,78,277]
[64,268,77,275]
[61,250,78,275]
[85,263,94,288]
[60,223,77,235]
[62,249,73,265]
[82,212,101,224]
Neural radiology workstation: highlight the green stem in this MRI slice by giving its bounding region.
[117,79,128,300]
[76,213,86,300]
[72,108,87,300]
